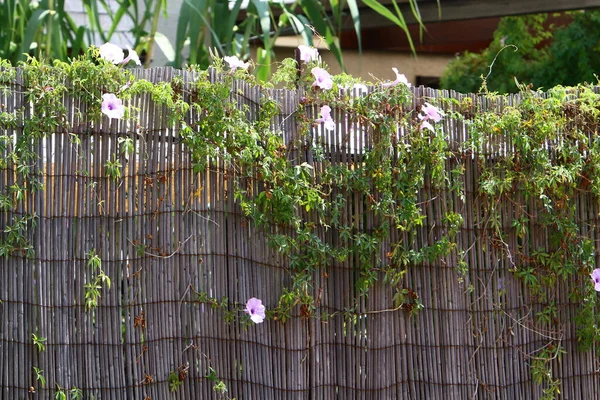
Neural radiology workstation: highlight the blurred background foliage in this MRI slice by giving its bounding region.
[0,0,427,80]
[440,10,600,94]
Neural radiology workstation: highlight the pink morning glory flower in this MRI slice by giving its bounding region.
[420,102,442,122]
[311,67,333,90]
[298,45,319,63]
[99,43,125,64]
[224,55,250,71]
[420,120,435,132]
[101,93,125,120]
[591,269,600,292]
[418,102,443,131]
[122,47,141,66]
[244,297,266,324]
[382,67,411,88]
[315,105,335,131]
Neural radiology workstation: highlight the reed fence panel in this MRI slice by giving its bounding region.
[0,68,598,399]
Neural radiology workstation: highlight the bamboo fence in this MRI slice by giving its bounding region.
[0,67,598,399]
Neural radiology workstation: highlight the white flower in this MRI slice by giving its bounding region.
[123,47,141,66]
[224,55,250,71]
[298,45,319,63]
[99,43,124,64]
[382,67,411,88]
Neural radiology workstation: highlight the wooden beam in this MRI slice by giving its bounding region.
[355,0,600,29]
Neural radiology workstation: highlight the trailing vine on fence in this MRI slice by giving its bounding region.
[464,83,600,397]
[0,46,599,398]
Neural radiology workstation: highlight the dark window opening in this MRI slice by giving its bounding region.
[416,76,440,89]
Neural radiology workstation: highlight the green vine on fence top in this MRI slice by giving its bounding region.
[1,46,600,398]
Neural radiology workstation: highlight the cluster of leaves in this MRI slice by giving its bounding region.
[441,10,600,94]
[54,383,83,400]
[84,248,111,311]
[173,56,462,324]
[206,366,234,399]
[466,83,600,397]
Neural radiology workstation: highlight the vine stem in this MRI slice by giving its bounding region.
[126,234,193,259]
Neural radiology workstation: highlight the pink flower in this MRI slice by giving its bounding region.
[311,67,333,90]
[420,120,435,132]
[122,47,141,66]
[224,55,249,71]
[244,298,266,324]
[298,45,319,63]
[591,269,600,292]
[315,105,335,131]
[418,102,443,131]
[382,67,411,88]
[99,43,124,64]
[101,93,125,120]
[420,102,442,122]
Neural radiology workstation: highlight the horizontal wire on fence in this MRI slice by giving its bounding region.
[0,333,586,353]
[5,370,600,394]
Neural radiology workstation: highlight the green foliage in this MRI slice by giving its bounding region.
[31,333,46,352]
[535,11,600,88]
[0,0,81,62]
[0,0,167,66]
[2,46,600,398]
[466,83,600,397]
[54,384,66,400]
[70,387,83,400]
[168,0,429,78]
[84,249,111,311]
[441,11,600,93]
[206,366,234,399]
[33,366,46,387]
[168,365,189,393]
[0,0,427,80]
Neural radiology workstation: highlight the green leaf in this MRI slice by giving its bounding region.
[221,0,244,54]
[250,0,271,45]
[154,31,175,62]
[106,1,129,39]
[256,47,271,82]
[19,9,50,60]
[50,13,65,60]
[282,9,313,46]
[300,0,344,70]
[174,0,192,66]
[82,0,108,44]
[346,0,362,53]
[362,0,415,54]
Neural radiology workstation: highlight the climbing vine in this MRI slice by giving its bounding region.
[0,46,599,398]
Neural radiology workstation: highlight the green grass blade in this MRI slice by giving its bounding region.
[106,2,129,40]
[19,8,50,60]
[283,9,313,46]
[174,1,191,66]
[154,31,175,63]
[346,0,362,53]
[300,0,344,69]
[249,0,271,46]
[362,0,415,54]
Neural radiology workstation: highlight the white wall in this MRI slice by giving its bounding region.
[64,0,135,48]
